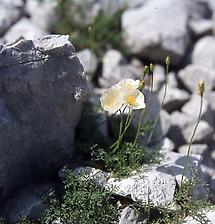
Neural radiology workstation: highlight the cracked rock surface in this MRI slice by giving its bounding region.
[0,35,89,200]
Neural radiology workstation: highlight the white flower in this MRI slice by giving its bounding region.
[123,89,146,110]
[117,78,140,91]
[100,87,123,113]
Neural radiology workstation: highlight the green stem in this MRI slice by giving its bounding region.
[180,96,203,185]
[110,110,123,151]
[133,72,154,146]
[147,64,169,145]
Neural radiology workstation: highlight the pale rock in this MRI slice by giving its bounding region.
[0,0,24,36]
[107,168,176,208]
[99,49,141,88]
[159,138,175,152]
[182,95,214,126]
[3,18,48,44]
[184,210,215,224]
[151,64,165,92]
[122,0,210,66]
[119,206,145,224]
[77,48,98,75]
[168,111,190,146]
[192,36,215,69]
[189,19,214,38]
[182,120,213,144]
[159,86,190,112]
[178,64,215,93]
[26,0,57,30]
[178,144,208,156]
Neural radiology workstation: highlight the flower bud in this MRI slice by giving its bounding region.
[144,65,149,76]
[165,56,171,66]
[150,63,154,73]
[198,80,205,97]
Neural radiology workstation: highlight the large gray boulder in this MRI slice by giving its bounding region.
[122,0,210,66]
[0,35,89,199]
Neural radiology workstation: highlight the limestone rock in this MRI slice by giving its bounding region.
[182,120,213,144]
[192,36,215,69]
[122,0,210,66]
[184,210,215,224]
[159,86,190,112]
[99,49,141,88]
[189,19,214,38]
[77,48,98,75]
[178,64,215,93]
[0,35,89,199]
[181,95,214,126]
[26,0,57,30]
[0,0,24,36]
[3,18,48,44]
[178,144,208,156]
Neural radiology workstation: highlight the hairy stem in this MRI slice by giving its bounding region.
[147,63,169,145]
[180,96,203,185]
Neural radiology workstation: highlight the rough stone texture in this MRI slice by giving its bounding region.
[178,64,215,93]
[181,95,214,126]
[168,111,190,146]
[0,182,53,223]
[119,206,146,224]
[107,168,176,208]
[3,18,48,44]
[122,0,210,66]
[99,49,141,88]
[0,35,89,199]
[159,86,190,112]
[184,210,215,224]
[192,36,215,69]
[77,48,98,75]
[178,144,208,156]
[189,19,214,38]
[182,120,214,144]
[157,152,202,185]
[26,0,57,31]
[0,0,24,36]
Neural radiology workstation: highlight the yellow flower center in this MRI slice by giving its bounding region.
[127,96,137,106]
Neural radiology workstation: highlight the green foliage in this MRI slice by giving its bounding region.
[42,170,118,224]
[92,142,161,177]
[142,173,213,224]
[17,217,32,224]
[54,0,127,57]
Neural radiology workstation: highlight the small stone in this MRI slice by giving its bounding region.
[77,48,98,75]
[182,95,214,126]
[184,210,215,224]
[178,64,215,93]
[192,36,215,69]
[3,18,48,44]
[183,120,213,144]
[189,19,214,38]
[99,49,141,88]
[159,86,190,112]
[178,144,208,156]
[26,0,57,30]
[159,138,175,152]
[119,206,143,224]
